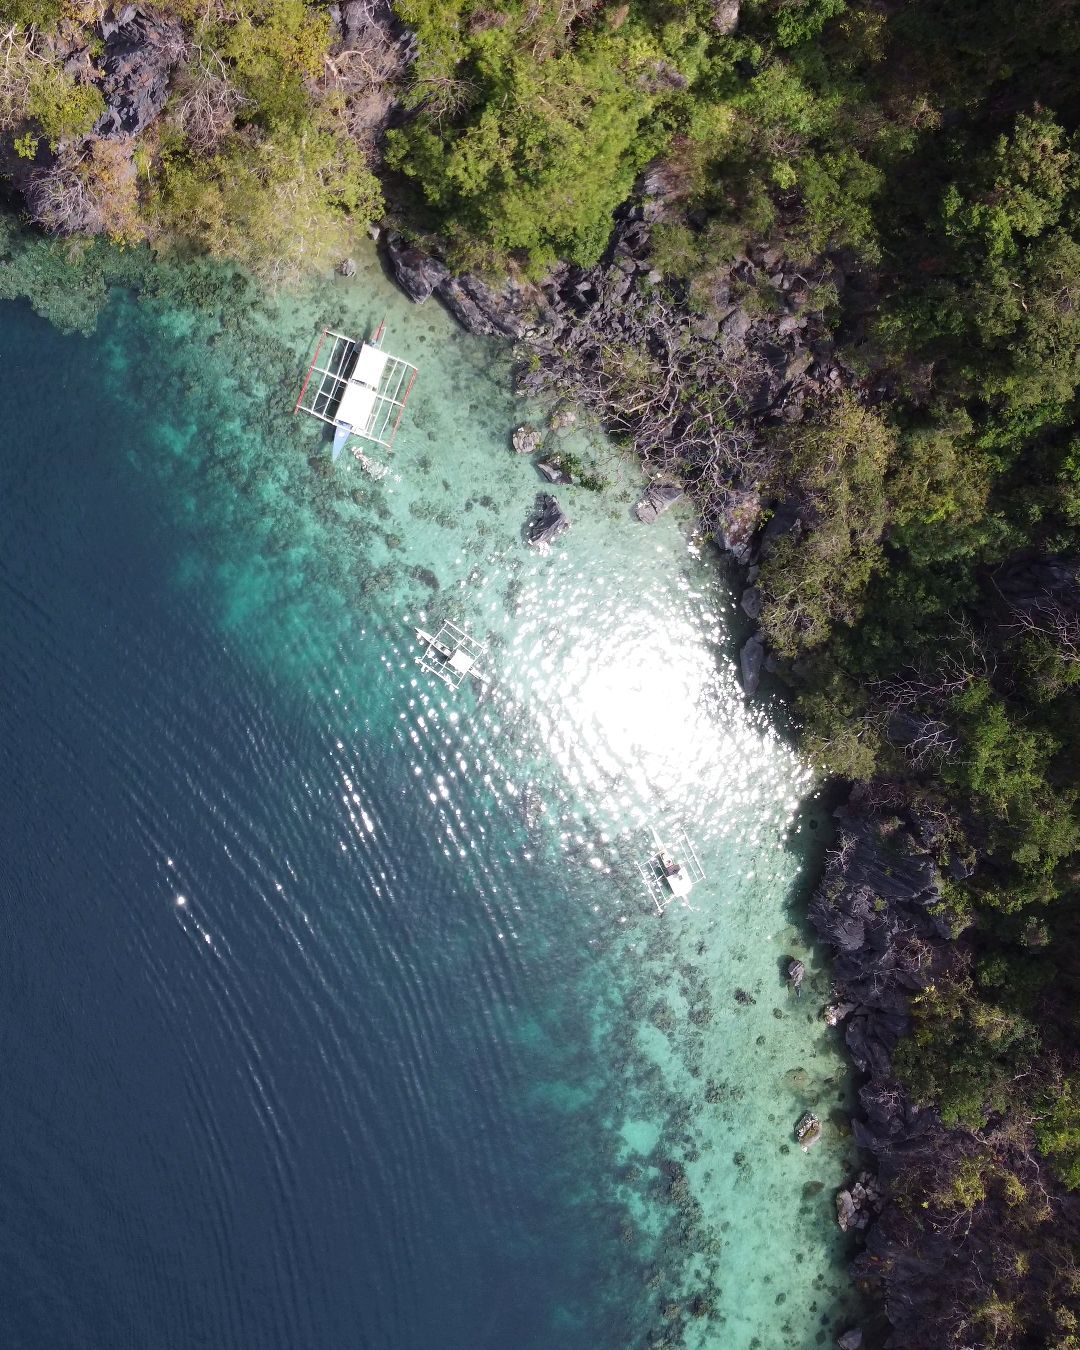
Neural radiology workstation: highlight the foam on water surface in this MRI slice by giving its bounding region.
[0,241,866,1349]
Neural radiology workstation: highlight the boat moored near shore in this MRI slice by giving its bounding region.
[413,619,490,691]
[294,320,418,462]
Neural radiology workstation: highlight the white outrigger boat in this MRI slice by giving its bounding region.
[294,319,418,463]
[413,620,489,691]
[637,825,706,914]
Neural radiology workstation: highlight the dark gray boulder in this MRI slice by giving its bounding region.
[436,273,525,339]
[992,554,1079,605]
[740,634,765,694]
[384,234,449,302]
[740,585,763,620]
[809,800,953,1072]
[527,493,571,548]
[634,482,682,524]
[95,7,185,139]
[536,460,571,484]
[853,1079,938,1160]
[719,305,751,349]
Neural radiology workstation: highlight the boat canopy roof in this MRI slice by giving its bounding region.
[336,342,394,435]
[336,378,378,432]
[352,342,390,389]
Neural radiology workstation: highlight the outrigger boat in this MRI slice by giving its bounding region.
[637,824,706,914]
[414,619,489,692]
[294,319,418,462]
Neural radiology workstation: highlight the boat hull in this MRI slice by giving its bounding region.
[331,422,352,461]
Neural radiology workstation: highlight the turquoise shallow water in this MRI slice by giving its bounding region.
[0,240,864,1348]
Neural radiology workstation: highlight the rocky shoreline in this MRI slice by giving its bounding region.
[383,194,854,582]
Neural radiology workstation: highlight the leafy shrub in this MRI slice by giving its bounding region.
[1037,1082,1080,1190]
[25,63,105,149]
[385,10,680,273]
[217,0,332,132]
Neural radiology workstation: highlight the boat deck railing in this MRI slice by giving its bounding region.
[294,328,419,452]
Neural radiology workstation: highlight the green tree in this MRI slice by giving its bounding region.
[1037,1079,1080,1190]
[942,112,1076,263]
[946,682,1079,909]
[896,972,1040,1128]
[759,395,896,657]
[217,0,332,132]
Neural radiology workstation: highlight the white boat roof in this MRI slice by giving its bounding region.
[448,648,476,674]
[336,379,377,432]
[353,342,390,387]
[335,345,391,432]
[664,868,693,898]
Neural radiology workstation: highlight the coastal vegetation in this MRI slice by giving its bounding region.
[1,0,1080,1344]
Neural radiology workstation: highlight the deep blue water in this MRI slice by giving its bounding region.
[0,299,622,1350]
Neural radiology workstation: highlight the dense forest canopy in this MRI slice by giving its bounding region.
[1,0,1080,1345]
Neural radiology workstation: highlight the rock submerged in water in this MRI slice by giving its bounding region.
[521,783,543,830]
[740,634,765,694]
[787,958,805,996]
[795,1111,822,1151]
[512,425,541,454]
[409,564,439,592]
[634,481,682,524]
[536,459,571,484]
[527,493,571,548]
